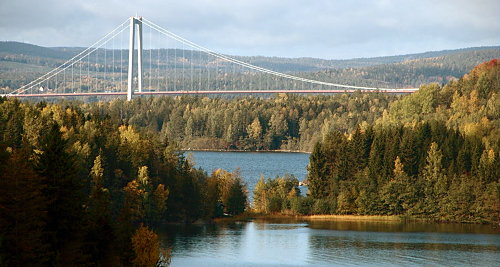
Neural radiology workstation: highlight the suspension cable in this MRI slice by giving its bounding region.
[10,19,130,95]
[142,18,416,91]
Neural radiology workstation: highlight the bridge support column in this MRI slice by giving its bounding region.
[127,16,143,101]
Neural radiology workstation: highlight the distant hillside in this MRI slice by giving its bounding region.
[1,41,498,72]
[0,41,498,90]
[238,46,500,72]
[0,42,74,60]
[302,49,500,88]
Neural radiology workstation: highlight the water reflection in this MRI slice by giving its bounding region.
[160,220,500,267]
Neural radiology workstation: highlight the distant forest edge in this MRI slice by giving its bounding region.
[0,41,499,91]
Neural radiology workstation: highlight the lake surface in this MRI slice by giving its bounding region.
[161,219,500,267]
[163,151,500,266]
[187,151,310,199]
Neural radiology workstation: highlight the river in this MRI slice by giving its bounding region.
[161,151,500,267]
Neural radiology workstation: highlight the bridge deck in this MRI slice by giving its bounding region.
[5,89,417,98]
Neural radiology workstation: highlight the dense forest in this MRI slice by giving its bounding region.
[254,59,500,223]
[1,58,499,265]
[80,92,398,152]
[0,97,247,265]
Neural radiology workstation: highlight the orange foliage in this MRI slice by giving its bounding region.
[131,225,160,267]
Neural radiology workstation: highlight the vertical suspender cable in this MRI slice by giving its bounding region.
[104,43,107,92]
[112,33,115,91]
[149,25,152,90]
[157,30,160,91]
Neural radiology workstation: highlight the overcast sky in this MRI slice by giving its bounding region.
[0,0,498,59]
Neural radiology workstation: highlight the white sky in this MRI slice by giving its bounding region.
[0,0,498,59]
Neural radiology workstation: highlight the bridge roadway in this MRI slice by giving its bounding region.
[4,89,417,98]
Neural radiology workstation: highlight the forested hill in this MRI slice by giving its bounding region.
[305,59,500,223]
[0,41,498,90]
[1,41,497,71]
[237,46,500,71]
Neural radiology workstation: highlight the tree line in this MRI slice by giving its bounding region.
[80,92,399,152]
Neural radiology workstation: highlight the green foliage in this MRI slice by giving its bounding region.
[307,142,330,199]
[304,60,500,223]
[290,197,315,215]
[252,174,299,213]
[70,93,400,152]
[210,169,248,216]
[35,122,86,264]
[0,97,238,265]
[312,199,333,215]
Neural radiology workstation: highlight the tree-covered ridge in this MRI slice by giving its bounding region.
[1,41,497,71]
[303,60,500,223]
[380,59,500,143]
[309,49,500,88]
[0,97,247,265]
[1,41,498,92]
[77,92,398,152]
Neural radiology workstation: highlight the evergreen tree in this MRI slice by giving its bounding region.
[307,142,329,199]
[86,154,114,264]
[0,149,49,265]
[368,129,385,180]
[35,123,85,265]
[381,157,415,215]
[226,179,247,215]
[399,128,420,177]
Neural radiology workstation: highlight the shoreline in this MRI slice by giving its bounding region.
[215,213,407,223]
[214,212,500,225]
[182,148,311,154]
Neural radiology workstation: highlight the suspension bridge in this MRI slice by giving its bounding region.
[4,16,418,100]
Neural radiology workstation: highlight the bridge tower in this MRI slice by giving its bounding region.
[127,16,143,101]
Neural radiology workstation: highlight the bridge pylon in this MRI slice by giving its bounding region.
[127,16,143,101]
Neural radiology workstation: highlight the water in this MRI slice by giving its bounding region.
[187,151,310,199]
[164,151,500,266]
[161,219,500,267]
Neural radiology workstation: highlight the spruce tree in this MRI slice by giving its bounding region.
[422,142,447,215]
[307,142,329,199]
